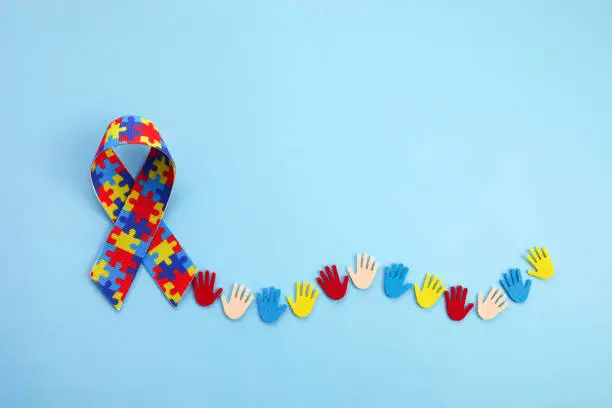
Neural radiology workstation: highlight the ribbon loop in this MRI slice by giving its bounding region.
[89,116,197,310]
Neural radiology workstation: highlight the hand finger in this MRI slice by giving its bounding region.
[342,275,349,291]
[307,283,314,298]
[347,267,356,282]
[210,271,217,288]
[312,289,319,302]
[357,253,362,270]
[526,254,537,268]
[205,270,211,286]
[503,272,512,288]
[242,288,251,302]
[487,287,497,301]
[536,247,544,259]
[401,283,413,295]
[444,290,450,304]
[296,282,302,298]
[399,265,408,280]
[278,304,288,315]
[526,269,539,278]
[432,277,443,292]
[450,286,456,300]
[197,271,204,287]
[286,296,295,310]
[414,284,421,299]
[500,279,509,294]
[515,269,522,284]
[316,277,325,289]
[325,265,333,281]
[221,294,228,309]
[477,293,483,305]
[424,274,432,288]
[372,263,380,275]
[332,265,339,281]
[213,287,223,300]
[461,287,468,302]
[464,303,474,315]
[529,248,539,262]
[494,292,506,305]
[230,283,238,299]
[525,279,532,293]
[437,286,446,297]
[238,284,245,300]
[366,254,373,270]
[245,294,255,308]
[542,247,549,258]
[498,302,508,311]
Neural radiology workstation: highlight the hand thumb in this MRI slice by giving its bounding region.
[464,302,475,316]
[278,304,288,315]
[286,296,295,310]
[213,287,223,300]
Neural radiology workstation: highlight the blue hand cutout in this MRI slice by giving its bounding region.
[384,263,413,298]
[256,286,288,324]
[500,268,531,303]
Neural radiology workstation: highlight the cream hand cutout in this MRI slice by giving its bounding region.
[286,281,319,318]
[347,253,380,290]
[526,247,554,280]
[221,284,254,320]
[477,287,507,320]
[414,274,445,309]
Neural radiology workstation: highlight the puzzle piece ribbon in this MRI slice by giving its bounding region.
[89,116,197,310]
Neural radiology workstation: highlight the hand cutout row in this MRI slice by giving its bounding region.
[191,247,553,323]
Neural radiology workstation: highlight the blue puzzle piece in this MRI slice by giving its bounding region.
[103,261,127,287]
[91,158,123,189]
[95,279,119,306]
[112,198,124,218]
[116,212,153,240]
[135,175,169,202]
[154,260,178,281]
[119,116,143,142]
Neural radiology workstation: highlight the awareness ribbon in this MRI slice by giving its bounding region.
[89,115,197,310]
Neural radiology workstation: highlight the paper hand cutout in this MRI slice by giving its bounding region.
[526,247,554,280]
[414,274,445,309]
[316,265,349,300]
[221,284,254,320]
[500,269,531,303]
[193,270,223,307]
[256,287,288,324]
[477,287,507,320]
[347,253,380,290]
[384,263,413,298]
[287,281,319,318]
[444,285,474,321]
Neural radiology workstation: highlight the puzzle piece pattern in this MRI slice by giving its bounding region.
[89,115,197,310]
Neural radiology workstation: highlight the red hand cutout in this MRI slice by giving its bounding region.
[193,270,223,307]
[316,265,349,301]
[444,285,474,321]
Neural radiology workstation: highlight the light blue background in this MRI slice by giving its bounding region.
[1,1,611,407]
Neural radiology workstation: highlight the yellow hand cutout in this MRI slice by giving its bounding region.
[526,247,554,280]
[414,274,445,309]
[287,281,319,318]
